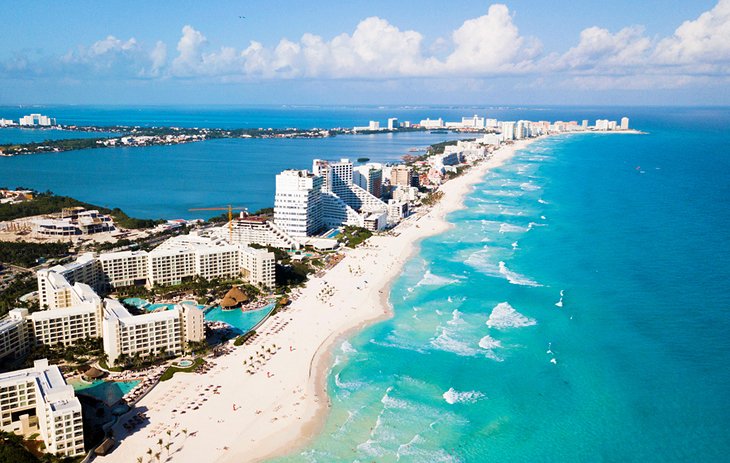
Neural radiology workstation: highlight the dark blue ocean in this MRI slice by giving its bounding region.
[1,106,729,461]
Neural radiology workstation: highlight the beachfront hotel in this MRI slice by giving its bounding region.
[274,169,325,238]
[0,359,84,457]
[274,159,390,238]
[101,299,206,366]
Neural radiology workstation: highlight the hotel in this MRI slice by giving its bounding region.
[0,359,84,457]
[99,297,205,366]
[213,215,301,250]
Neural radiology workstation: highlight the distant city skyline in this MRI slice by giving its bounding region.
[1,0,728,105]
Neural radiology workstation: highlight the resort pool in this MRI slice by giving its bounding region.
[176,359,193,368]
[123,297,148,307]
[204,303,276,334]
[123,298,177,312]
[71,379,140,406]
[324,229,341,239]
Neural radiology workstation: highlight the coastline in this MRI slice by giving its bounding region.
[227,137,542,463]
[93,136,538,463]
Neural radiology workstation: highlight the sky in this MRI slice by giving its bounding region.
[1,0,729,106]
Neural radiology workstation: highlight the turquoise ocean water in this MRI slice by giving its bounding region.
[268,109,730,462]
[1,106,728,460]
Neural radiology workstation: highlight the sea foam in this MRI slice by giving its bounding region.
[499,223,528,233]
[443,387,486,404]
[498,262,542,287]
[417,270,459,287]
[486,302,537,329]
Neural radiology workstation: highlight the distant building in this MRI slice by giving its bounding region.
[499,121,515,141]
[390,165,418,187]
[0,359,84,457]
[18,114,55,126]
[595,119,610,131]
[368,120,380,130]
[33,209,115,237]
[353,164,383,198]
[620,117,629,130]
[419,118,444,129]
[387,118,398,130]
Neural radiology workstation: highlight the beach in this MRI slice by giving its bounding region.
[95,138,537,463]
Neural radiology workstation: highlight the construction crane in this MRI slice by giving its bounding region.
[188,205,247,242]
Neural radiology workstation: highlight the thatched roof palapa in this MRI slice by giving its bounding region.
[83,366,105,379]
[221,286,249,309]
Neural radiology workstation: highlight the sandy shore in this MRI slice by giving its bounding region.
[95,137,538,463]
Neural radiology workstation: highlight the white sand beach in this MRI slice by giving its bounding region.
[95,137,538,463]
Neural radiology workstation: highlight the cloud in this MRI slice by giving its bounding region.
[3,0,730,95]
[166,6,538,79]
[553,26,652,72]
[443,4,541,74]
[36,35,169,79]
[654,0,730,65]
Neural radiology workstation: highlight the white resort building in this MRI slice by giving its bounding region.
[0,359,84,457]
[273,159,390,237]
[101,299,206,366]
[274,169,324,238]
[213,214,301,250]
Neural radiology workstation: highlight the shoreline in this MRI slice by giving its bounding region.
[226,136,542,463]
[95,131,631,463]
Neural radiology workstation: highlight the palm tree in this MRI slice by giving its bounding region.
[137,457,143,463]
[157,437,163,450]
[154,452,161,463]
[182,428,188,440]
[166,429,172,439]
[164,442,172,458]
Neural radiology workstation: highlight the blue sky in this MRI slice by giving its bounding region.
[1,0,728,105]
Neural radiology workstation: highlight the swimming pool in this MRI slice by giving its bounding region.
[71,379,140,406]
[123,298,175,312]
[324,228,341,239]
[204,303,276,334]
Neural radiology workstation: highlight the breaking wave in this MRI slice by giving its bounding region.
[498,261,542,286]
[486,302,537,329]
[443,387,486,404]
[499,223,528,233]
[417,270,460,287]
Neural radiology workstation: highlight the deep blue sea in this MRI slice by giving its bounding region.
[1,106,728,461]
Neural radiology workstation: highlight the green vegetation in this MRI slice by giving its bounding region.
[234,330,256,346]
[0,430,79,463]
[421,191,444,206]
[0,137,106,156]
[444,165,470,180]
[0,191,162,229]
[427,138,475,156]
[22,337,103,369]
[114,276,261,303]
[276,261,313,288]
[0,274,37,316]
[159,357,205,382]
[339,226,373,248]
[0,241,71,268]
[253,207,274,216]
